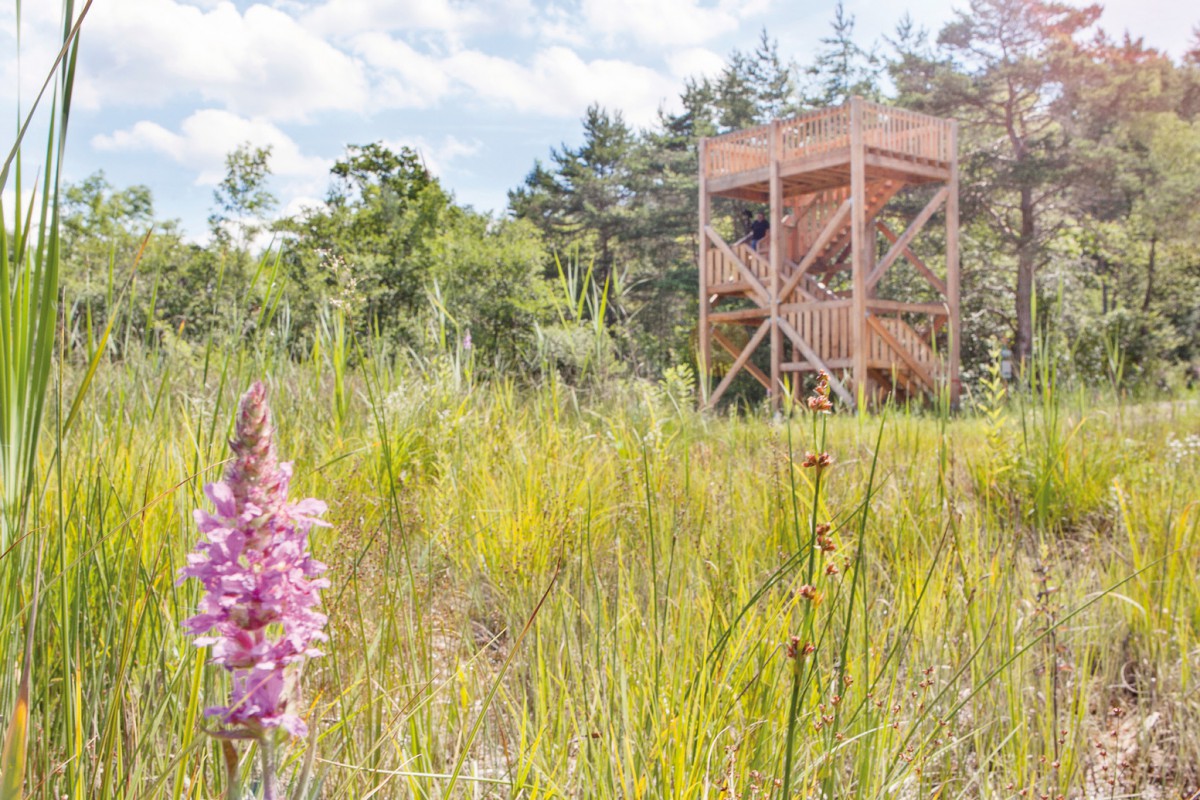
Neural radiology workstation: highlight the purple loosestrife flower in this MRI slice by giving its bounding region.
[179,381,330,739]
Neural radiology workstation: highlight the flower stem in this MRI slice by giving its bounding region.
[260,737,277,800]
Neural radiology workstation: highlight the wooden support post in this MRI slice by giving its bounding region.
[865,206,877,299]
[849,96,868,408]
[698,137,711,404]
[946,121,961,405]
[769,120,783,411]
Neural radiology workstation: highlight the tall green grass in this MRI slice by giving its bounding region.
[1,2,91,797]
[1,329,1191,797]
[4,6,1200,796]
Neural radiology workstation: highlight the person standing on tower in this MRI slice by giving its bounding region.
[749,211,770,251]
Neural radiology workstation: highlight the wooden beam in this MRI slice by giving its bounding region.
[849,96,868,407]
[782,358,854,372]
[707,168,771,195]
[709,307,770,323]
[777,317,855,407]
[706,320,771,408]
[705,226,770,307]
[946,120,961,404]
[769,119,783,410]
[778,197,852,302]
[709,186,772,203]
[708,281,757,298]
[866,299,949,315]
[866,186,948,289]
[875,220,947,295]
[863,153,951,182]
[713,328,770,390]
[780,299,852,315]
[866,315,936,394]
[778,148,852,179]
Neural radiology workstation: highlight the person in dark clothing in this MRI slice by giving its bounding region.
[749,212,769,251]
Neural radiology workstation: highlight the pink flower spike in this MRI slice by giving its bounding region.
[179,381,329,741]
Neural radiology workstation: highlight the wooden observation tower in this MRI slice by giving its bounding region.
[698,97,960,410]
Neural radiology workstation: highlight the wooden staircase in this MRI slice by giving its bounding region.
[757,179,903,274]
[813,180,902,274]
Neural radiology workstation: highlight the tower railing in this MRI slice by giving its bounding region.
[703,100,952,181]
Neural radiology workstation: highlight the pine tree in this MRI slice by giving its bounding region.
[933,0,1102,365]
[804,2,881,107]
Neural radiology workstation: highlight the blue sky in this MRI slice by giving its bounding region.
[2,0,1196,241]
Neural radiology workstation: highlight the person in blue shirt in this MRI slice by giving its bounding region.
[750,212,769,251]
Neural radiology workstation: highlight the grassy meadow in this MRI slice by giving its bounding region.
[3,6,1200,798]
[1,340,1196,799]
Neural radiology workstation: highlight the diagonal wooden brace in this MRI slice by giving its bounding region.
[776,317,855,408]
[706,320,771,408]
[712,328,770,390]
[876,220,947,295]
[866,315,936,393]
[867,186,948,290]
[705,226,770,307]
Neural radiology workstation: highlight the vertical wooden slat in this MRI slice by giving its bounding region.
[840,305,847,359]
[849,96,868,408]
[769,119,783,409]
[832,306,840,359]
[823,307,832,360]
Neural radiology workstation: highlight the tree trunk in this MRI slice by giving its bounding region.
[1014,186,1036,369]
[1141,234,1157,313]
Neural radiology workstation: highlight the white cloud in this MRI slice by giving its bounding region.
[345,30,677,122]
[0,2,78,109]
[282,194,326,218]
[444,46,676,124]
[533,5,588,47]
[665,47,726,80]
[351,32,452,108]
[382,135,482,177]
[74,0,370,122]
[299,0,538,41]
[301,0,476,38]
[92,109,330,186]
[579,0,769,48]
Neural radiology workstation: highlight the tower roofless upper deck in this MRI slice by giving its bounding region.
[702,99,955,202]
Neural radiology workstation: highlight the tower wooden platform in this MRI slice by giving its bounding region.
[698,97,960,410]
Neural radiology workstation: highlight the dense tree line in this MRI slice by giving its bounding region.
[57,0,1200,394]
[510,0,1200,389]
